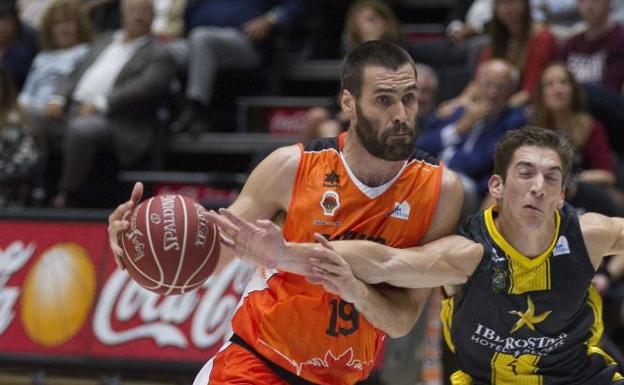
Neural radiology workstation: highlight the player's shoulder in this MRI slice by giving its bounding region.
[440,167,463,202]
[302,137,339,152]
[263,144,302,172]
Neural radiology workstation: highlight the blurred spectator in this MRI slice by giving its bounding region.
[152,0,185,40]
[531,0,583,41]
[0,0,37,90]
[409,0,491,71]
[342,0,402,54]
[45,0,176,207]
[18,0,92,116]
[417,60,526,216]
[533,63,615,185]
[439,0,557,115]
[302,106,343,142]
[174,0,304,133]
[560,0,624,92]
[415,63,439,131]
[532,62,622,216]
[559,0,624,154]
[0,66,38,206]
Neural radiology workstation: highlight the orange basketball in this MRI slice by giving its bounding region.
[120,194,220,295]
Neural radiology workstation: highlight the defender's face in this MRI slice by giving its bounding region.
[497,146,565,228]
[353,64,419,161]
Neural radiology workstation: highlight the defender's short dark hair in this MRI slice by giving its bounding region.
[493,126,574,186]
[341,40,417,97]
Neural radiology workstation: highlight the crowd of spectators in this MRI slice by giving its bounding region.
[1,0,624,378]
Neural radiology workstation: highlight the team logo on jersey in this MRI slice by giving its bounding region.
[323,171,341,187]
[553,236,570,257]
[388,201,410,220]
[509,296,552,333]
[492,268,508,292]
[321,190,340,216]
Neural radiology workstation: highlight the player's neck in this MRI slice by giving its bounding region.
[495,209,557,259]
[342,131,406,187]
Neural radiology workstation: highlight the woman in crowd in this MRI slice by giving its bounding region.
[533,62,615,186]
[342,0,402,53]
[439,0,557,116]
[18,0,92,118]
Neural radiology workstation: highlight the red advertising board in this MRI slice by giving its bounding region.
[0,220,254,364]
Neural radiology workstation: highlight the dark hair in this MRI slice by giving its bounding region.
[341,40,416,97]
[532,62,589,149]
[493,126,574,186]
[344,0,402,49]
[38,0,93,50]
[490,0,532,67]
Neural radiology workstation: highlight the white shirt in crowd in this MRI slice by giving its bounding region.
[72,31,148,112]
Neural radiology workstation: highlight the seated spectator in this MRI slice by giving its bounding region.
[532,62,622,216]
[533,63,615,185]
[415,63,440,132]
[417,59,527,216]
[45,0,176,207]
[559,0,624,153]
[0,0,37,90]
[439,0,557,114]
[0,66,38,206]
[174,0,304,133]
[342,0,402,54]
[19,0,92,117]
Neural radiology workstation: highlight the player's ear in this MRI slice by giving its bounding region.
[558,186,565,209]
[341,90,354,113]
[488,174,504,199]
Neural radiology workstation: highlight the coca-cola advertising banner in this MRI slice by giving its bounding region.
[0,220,254,363]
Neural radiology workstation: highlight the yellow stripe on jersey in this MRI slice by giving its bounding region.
[586,285,604,346]
[484,207,560,294]
[441,297,456,353]
[491,352,542,385]
[450,370,473,385]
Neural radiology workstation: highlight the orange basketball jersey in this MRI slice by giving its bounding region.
[231,133,444,385]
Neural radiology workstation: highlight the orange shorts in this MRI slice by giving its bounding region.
[195,342,290,385]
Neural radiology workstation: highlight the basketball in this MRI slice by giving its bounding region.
[120,194,220,295]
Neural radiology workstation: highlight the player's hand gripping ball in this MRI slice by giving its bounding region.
[120,194,220,295]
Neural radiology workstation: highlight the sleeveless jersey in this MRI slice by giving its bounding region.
[230,133,444,385]
[441,203,623,385]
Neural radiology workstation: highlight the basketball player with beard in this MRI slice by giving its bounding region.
[107,40,464,385]
[213,127,624,384]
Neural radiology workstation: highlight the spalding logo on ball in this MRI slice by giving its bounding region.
[120,194,220,295]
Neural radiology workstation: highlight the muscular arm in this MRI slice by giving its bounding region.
[211,145,299,273]
[580,212,624,269]
[318,235,483,287]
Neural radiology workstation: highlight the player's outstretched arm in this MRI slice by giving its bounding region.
[580,212,624,269]
[207,145,300,274]
[307,235,482,288]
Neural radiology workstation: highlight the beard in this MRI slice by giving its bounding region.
[354,104,418,161]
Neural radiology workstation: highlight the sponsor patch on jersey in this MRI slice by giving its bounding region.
[320,190,340,216]
[389,201,410,220]
[323,171,341,187]
[553,236,570,257]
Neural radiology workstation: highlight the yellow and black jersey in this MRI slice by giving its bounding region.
[442,203,623,385]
